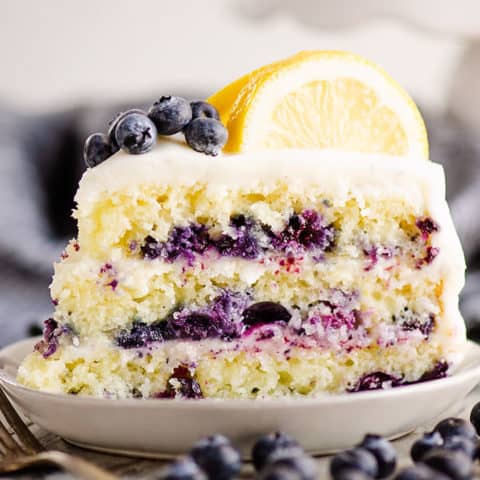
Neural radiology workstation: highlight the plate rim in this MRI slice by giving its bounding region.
[1,337,480,408]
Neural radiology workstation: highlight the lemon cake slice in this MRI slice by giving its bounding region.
[18,51,466,399]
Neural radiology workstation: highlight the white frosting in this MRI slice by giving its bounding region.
[78,137,438,207]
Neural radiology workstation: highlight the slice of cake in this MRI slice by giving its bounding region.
[18,51,466,399]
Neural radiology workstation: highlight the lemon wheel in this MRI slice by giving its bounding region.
[208,51,428,159]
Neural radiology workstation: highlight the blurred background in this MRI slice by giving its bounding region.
[1,0,480,345]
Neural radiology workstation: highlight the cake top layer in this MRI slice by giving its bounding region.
[77,137,445,209]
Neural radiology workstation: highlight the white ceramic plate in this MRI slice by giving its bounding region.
[1,338,479,458]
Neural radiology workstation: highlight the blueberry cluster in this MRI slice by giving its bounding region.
[252,432,317,479]
[153,365,203,399]
[152,404,480,479]
[140,211,335,263]
[83,98,228,167]
[331,435,396,479]
[330,408,480,480]
[157,432,317,480]
[158,434,241,480]
[115,292,292,349]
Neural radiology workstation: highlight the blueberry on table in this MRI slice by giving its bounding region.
[469,401,480,435]
[114,112,157,154]
[333,469,374,480]
[157,456,207,480]
[190,436,241,480]
[191,101,220,121]
[410,431,443,462]
[184,118,228,156]
[330,448,379,479]
[148,96,192,135]
[442,435,476,459]
[421,448,473,480]
[108,108,146,148]
[357,434,396,478]
[83,133,115,167]
[394,464,450,480]
[252,432,301,471]
[433,418,477,441]
[258,464,304,480]
[192,434,230,449]
[262,452,317,480]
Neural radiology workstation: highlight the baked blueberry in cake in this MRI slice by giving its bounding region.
[18,51,466,399]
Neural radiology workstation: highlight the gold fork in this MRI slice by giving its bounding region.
[0,387,118,479]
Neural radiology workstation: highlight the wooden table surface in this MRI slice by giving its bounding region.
[5,385,480,479]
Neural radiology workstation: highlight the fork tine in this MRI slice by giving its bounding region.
[0,388,43,454]
[0,418,25,455]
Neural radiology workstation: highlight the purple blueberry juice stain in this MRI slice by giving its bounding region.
[116,320,165,348]
[425,246,440,264]
[401,314,435,338]
[116,291,249,347]
[416,217,440,240]
[349,361,449,393]
[141,224,210,264]
[362,245,395,271]
[272,209,336,253]
[306,290,360,332]
[395,308,435,338]
[153,365,203,399]
[34,318,71,358]
[140,209,336,263]
[216,215,260,259]
[415,360,449,382]
[100,263,113,273]
[363,246,378,271]
[349,372,401,392]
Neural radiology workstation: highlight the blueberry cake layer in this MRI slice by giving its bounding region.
[18,140,466,398]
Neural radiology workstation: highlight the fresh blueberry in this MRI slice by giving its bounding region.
[333,469,374,480]
[114,112,157,154]
[421,448,473,480]
[190,436,241,480]
[258,464,304,480]
[83,133,115,167]
[192,434,230,449]
[330,448,379,479]
[157,456,207,480]
[470,402,480,435]
[108,108,146,148]
[148,96,192,135]
[184,118,228,156]
[263,451,317,480]
[410,431,443,462]
[190,101,220,121]
[442,435,476,459]
[252,432,300,471]
[357,434,396,478]
[394,464,449,480]
[434,418,477,441]
[242,303,292,328]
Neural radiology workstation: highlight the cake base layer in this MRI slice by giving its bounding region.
[18,339,453,399]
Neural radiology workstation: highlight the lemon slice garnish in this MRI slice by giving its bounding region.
[208,50,428,158]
